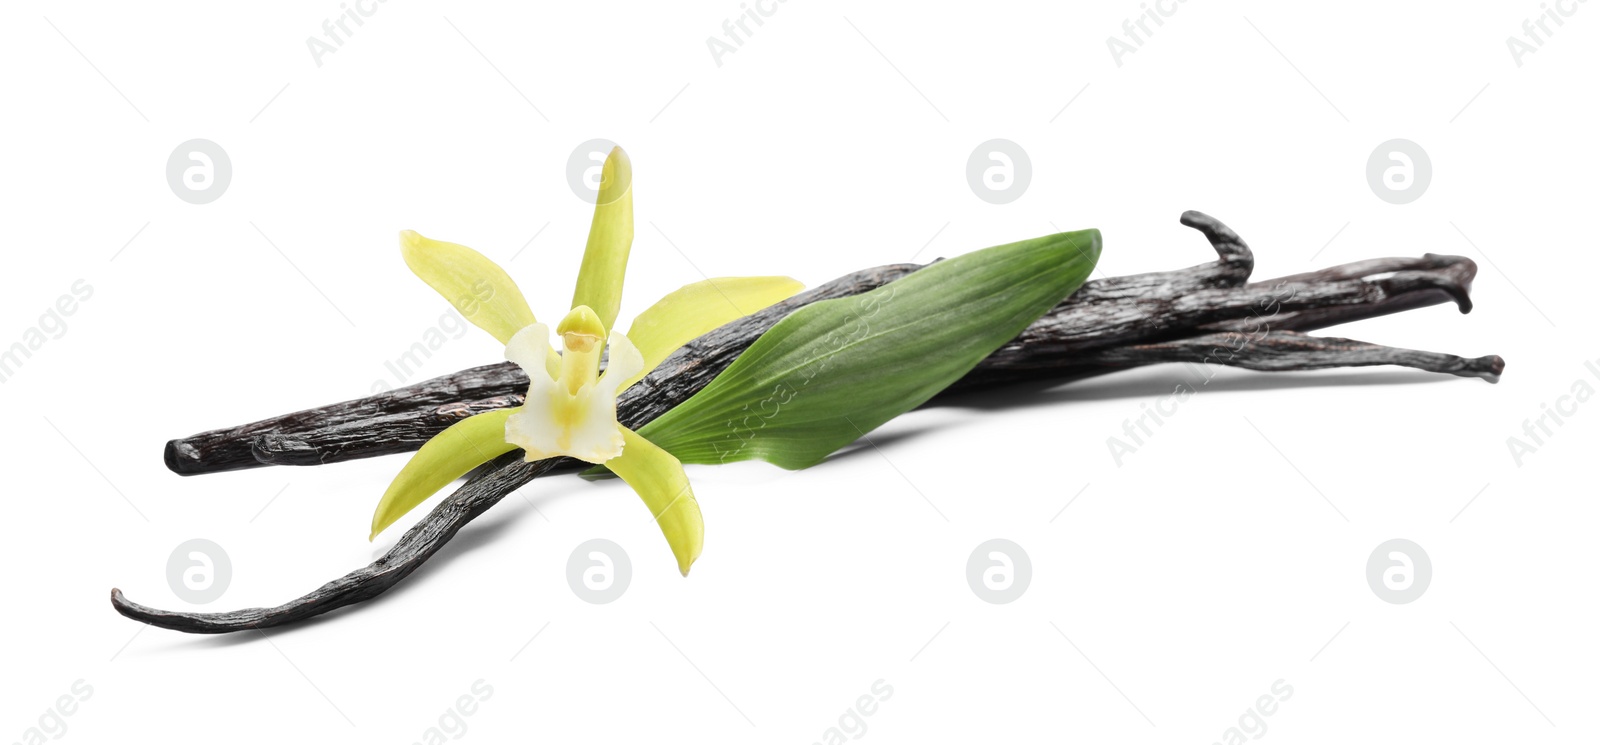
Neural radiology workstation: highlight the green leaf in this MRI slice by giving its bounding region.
[619,276,805,390]
[370,408,519,539]
[634,229,1101,469]
[569,146,634,331]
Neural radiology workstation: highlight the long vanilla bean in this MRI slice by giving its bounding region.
[115,212,1503,633]
[240,219,1251,469]
[1011,330,1503,384]
[251,257,1492,465]
[1244,258,1477,332]
[967,256,1482,386]
[173,212,1468,473]
[115,453,560,633]
[160,362,529,475]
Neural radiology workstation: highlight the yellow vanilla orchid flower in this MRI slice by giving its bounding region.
[369,147,803,575]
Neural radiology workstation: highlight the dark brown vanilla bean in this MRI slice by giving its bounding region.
[176,213,1260,473]
[254,257,1492,466]
[959,330,1503,390]
[162,362,529,476]
[114,212,1504,633]
[1163,331,1503,381]
[938,256,1484,387]
[1244,257,1478,333]
[264,324,1504,466]
[174,215,1481,473]
[115,453,561,633]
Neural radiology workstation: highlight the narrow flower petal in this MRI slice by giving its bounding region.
[370,408,519,539]
[606,426,703,576]
[619,276,804,389]
[569,146,633,331]
[400,230,537,344]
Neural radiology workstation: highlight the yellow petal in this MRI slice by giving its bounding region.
[607,426,703,576]
[619,276,805,389]
[569,146,634,331]
[401,230,537,344]
[370,408,518,539]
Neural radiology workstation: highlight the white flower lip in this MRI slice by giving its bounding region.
[503,322,644,464]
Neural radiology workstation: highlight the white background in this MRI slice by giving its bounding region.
[2,1,1596,743]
